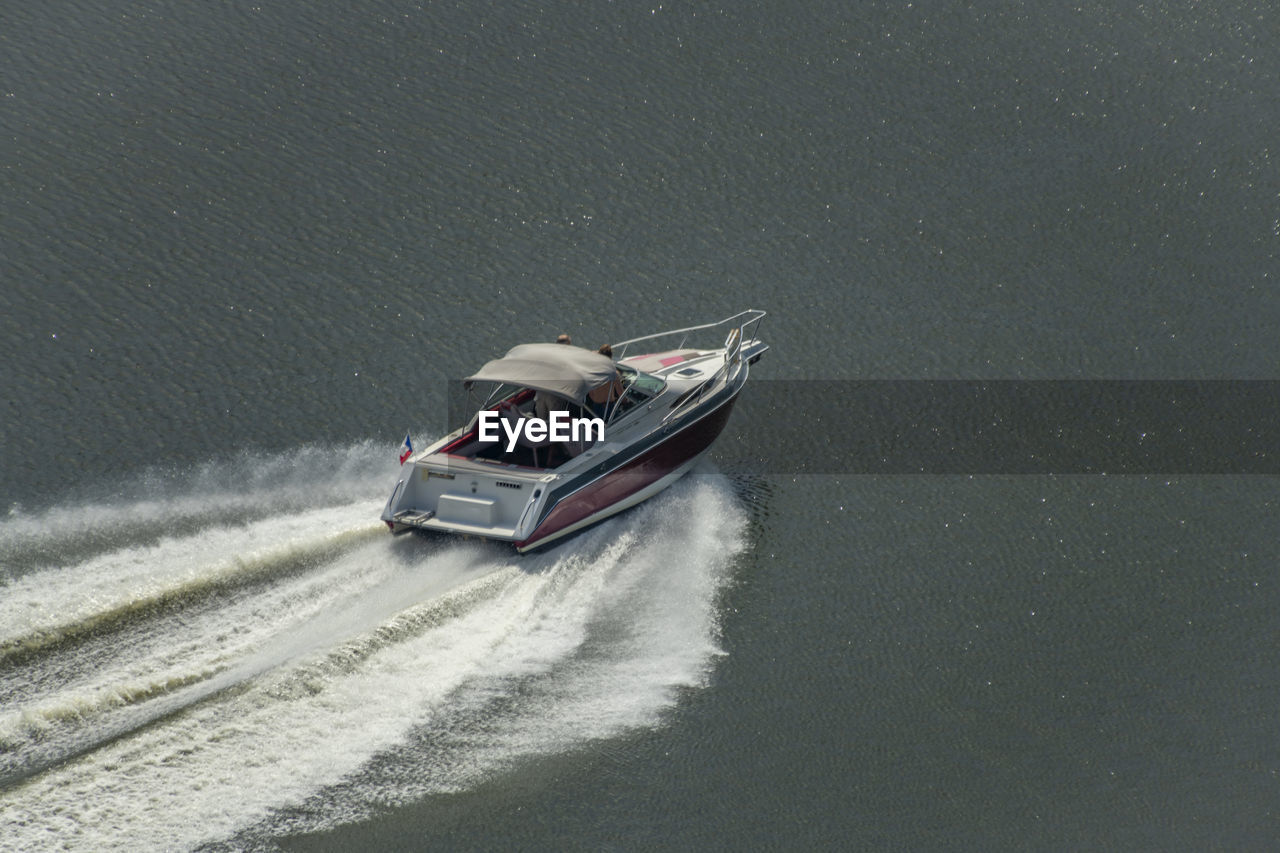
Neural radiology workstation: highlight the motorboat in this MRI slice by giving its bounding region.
[381,310,767,552]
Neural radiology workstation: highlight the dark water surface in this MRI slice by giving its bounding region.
[3,1,1279,849]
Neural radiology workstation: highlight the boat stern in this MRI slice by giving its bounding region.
[381,457,555,543]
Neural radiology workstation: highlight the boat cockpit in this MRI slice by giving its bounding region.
[440,364,667,471]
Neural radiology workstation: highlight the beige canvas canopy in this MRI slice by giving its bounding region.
[465,343,616,405]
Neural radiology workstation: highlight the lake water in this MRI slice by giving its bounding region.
[3,1,1279,849]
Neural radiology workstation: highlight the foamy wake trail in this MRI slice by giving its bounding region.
[0,501,383,658]
[0,445,747,853]
[0,441,396,574]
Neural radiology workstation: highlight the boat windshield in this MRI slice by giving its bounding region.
[607,365,664,422]
[618,364,664,396]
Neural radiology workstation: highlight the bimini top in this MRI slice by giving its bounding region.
[465,343,617,405]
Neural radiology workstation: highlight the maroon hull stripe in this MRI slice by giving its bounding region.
[518,395,739,549]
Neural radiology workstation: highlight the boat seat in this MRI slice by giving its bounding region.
[534,392,589,463]
[498,400,550,467]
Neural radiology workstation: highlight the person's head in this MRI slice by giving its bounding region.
[557,333,572,345]
[597,344,613,358]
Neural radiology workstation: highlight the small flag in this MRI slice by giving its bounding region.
[399,432,413,465]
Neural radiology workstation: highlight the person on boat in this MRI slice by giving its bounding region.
[556,333,572,345]
[587,345,625,418]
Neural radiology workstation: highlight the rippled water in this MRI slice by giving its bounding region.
[4,0,1279,849]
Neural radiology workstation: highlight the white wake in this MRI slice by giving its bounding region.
[0,444,747,852]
